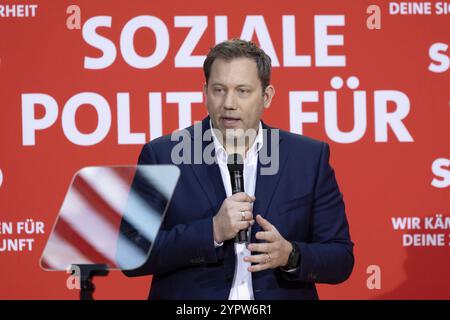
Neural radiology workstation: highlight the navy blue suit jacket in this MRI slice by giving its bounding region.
[127,116,354,300]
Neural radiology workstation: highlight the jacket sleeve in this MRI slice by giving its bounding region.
[117,143,220,276]
[282,142,354,284]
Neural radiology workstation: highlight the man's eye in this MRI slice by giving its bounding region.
[214,88,224,93]
[238,89,249,94]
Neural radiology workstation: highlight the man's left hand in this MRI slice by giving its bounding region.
[244,214,292,272]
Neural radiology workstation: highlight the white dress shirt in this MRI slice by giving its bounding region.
[210,120,264,300]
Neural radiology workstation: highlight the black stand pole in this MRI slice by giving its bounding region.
[71,264,109,300]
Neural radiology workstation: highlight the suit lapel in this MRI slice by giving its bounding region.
[251,123,288,238]
[189,117,227,213]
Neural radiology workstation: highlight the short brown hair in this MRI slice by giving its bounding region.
[203,39,272,90]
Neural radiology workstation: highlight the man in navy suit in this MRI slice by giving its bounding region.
[121,39,354,299]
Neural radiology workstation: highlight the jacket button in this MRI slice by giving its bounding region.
[308,273,317,280]
[190,257,205,264]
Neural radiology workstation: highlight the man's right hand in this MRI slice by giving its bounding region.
[213,192,255,243]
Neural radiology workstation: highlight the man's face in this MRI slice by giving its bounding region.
[204,57,274,142]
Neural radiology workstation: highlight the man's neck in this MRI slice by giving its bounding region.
[224,143,248,158]
[211,124,259,158]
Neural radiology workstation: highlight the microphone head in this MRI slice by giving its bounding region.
[227,153,244,172]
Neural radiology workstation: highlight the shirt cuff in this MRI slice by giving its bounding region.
[214,241,224,248]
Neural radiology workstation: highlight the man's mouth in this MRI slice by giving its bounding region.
[220,116,241,127]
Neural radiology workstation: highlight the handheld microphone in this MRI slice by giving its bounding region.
[227,153,248,244]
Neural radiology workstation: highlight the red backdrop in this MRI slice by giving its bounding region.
[0,0,449,299]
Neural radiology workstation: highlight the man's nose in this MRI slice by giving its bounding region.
[223,91,237,110]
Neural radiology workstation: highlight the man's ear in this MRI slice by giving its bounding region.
[263,85,275,109]
[203,83,208,102]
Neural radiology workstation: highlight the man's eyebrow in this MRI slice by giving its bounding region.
[209,82,254,88]
[210,82,225,86]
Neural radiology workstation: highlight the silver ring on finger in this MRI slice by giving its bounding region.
[241,211,246,221]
